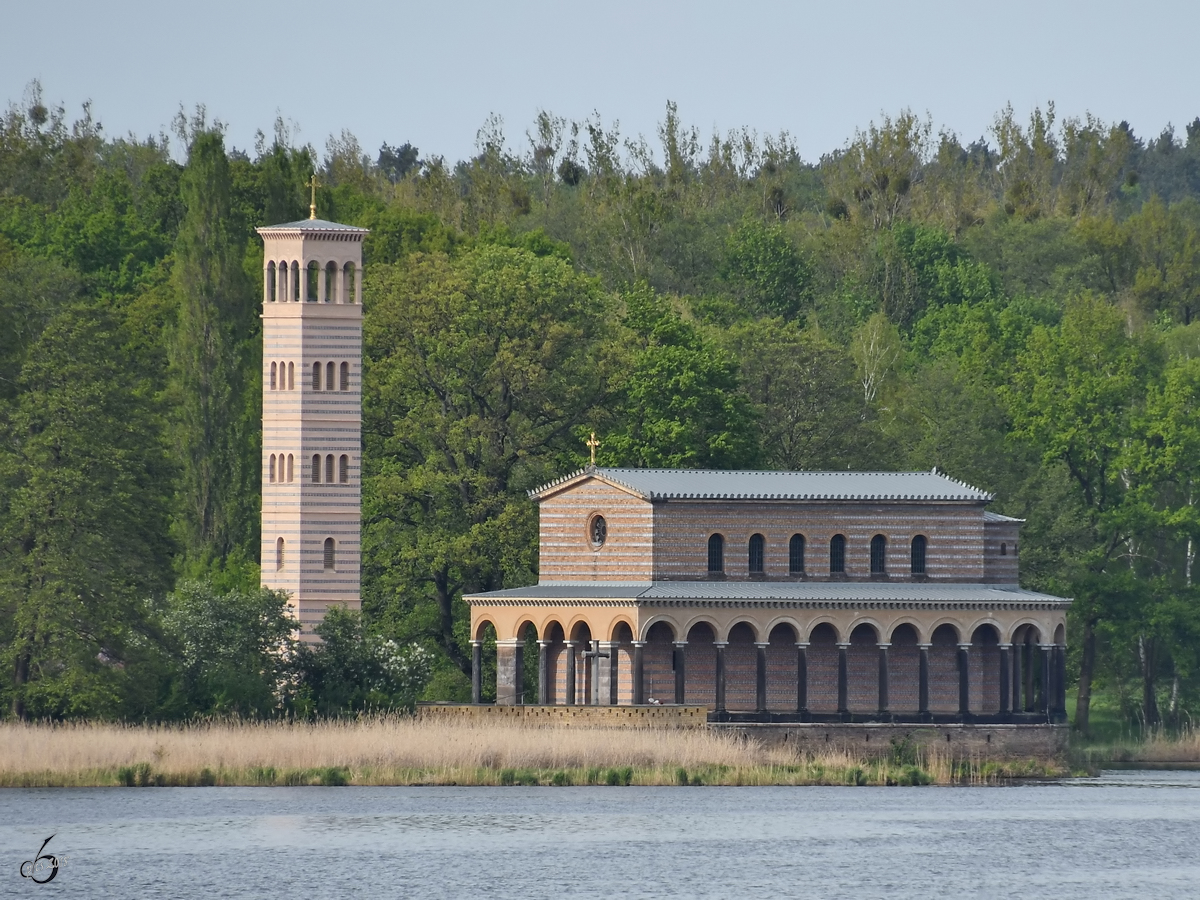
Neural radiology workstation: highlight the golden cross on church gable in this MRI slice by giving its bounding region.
[586,432,600,467]
[305,172,323,220]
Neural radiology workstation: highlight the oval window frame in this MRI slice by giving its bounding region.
[587,513,608,549]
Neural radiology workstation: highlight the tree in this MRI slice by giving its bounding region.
[605,285,758,468]
[0,307,174,719]
[1007,295,1159,734]
[362,245,614,676]
[170,130,258,573]
[161,580,295,717]
[721,219,812,319]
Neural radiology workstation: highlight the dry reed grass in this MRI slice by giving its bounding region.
[0,719,1058,787]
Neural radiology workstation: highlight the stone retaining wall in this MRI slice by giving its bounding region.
[710,722,1069,761]
[417,703,708,727]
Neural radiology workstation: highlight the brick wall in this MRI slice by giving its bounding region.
[538,479,653,581]
[983,520,1021,583]
[418,704,708,727]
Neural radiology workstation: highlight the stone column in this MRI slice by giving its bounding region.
[796,642,809,717]
[564,640,577,706]
[278,262,287,303]
[600,641,618,706]
[263,266,271,304]
[877,642,891,719]
[471,640,482,704]
[354,264,363,305]
[632,642,645,705]
[957,643,971,718]
[755,642,769,714]
[317,263,326,303]
[673,641,687,705]
[998,644,1011,716]
[918,644,931,719]
[1017,643,1027,715]
[1024,642,1036,712]
[299,261,309,302]
[1039,645,1052,717]
[1055,644,1068,717]
[514,642,525,706]
[537,640,550,705]
[837,643,850,718]
[495,639,523,706]
[714,642,728,713]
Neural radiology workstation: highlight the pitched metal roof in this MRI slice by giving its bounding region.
[983,510,1025,523]
[257,218,369,234]
[532,467,992,502]
[464,581,1068,605]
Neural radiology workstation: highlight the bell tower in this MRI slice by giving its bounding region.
[257,205,368,641]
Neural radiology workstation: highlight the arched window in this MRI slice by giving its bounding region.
[292,261,301,302]
[311,454,321,483]
[312,362,322,391]
[286,454,294,483]
[276,537,285,571]
[789,534,806,574]
[911,535,927,574]
[306,260,320,302]
[829,535,846,574]
[287,361,295,390]
[270,362,277,390]
[326,361,335,391]
[748,533,765,574]
[325,261,337,303]
[269,454,276,483]
[1000,542,1007,556]
[325,454,335,483]
[339,454,349,483]
[708,534,725,574]
[323,537,335,570]
[266,262,276,303]
[870,534,887,574]
[340,361,350,391]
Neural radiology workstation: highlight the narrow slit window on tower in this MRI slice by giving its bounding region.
[325,454,334,483]
[270,362,277,390]
[287,454,294,483]
[312,362,322,391]
[870,534,887,574]
[830,535,846,574]
[276,537,285,571]
[287,362,295,390]
[789,534,806,574]
[324,537,335,570]
[312,454,321,483]
[708,533,725,574]
[269,454,276,483]
[340,361,349,391]
[911,535,927,574]
[267,262,276,302]
[339,454,349,483]
[748,533,765,574]
[326,361,335,391]
[1000,542,1008,556]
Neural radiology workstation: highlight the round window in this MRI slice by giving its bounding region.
[589,515,608,548]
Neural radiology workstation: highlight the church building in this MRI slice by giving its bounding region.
[467,465,1071,723]
[257,203,368,640]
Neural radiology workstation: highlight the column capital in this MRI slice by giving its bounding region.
[836,642,851,649]
[631,640,646,648]
[673,641,688,648]
[470,640,482,648]
[998,643,1012,650]
[495,638,524,649]
[917,643,932,650]
[537,639,552,648]
[877,643,891,650]
[958,643,972,651]
[713,641,729,649]
[564,639,578,648]
[754,642,770,649]
[795,642,809,649]
[1038,643,1056,650]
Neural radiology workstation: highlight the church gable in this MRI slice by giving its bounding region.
[537,476,653,582]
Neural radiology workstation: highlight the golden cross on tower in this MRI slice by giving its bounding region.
[305,172,323,220]
[586,432,600,467]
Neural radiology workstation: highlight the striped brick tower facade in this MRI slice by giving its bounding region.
[257,216,368,640]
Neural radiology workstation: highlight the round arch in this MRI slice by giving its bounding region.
[677,614,722,643]
[886,617,927,643]
[965,617,1005,643]
[1007,619,1046,645]
[926,618,965,643]
[638,615,680,643]
[846,617,885,642]
[608,616,637,642]
[763,616,803,642]
[720,618,763,643]
[473,618,499,642]
[802,616,845,644]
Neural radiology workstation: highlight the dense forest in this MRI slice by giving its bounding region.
[2,81,1199,735]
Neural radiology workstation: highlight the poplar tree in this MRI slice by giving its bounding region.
[170,131,258,572]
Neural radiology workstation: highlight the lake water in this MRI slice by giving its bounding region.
[4,770,1199,898]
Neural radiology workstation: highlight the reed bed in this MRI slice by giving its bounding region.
[0,719,1057,787]
[1079,727,1200,765]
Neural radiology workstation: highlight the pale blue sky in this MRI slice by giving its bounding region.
[4,0,1198,164]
